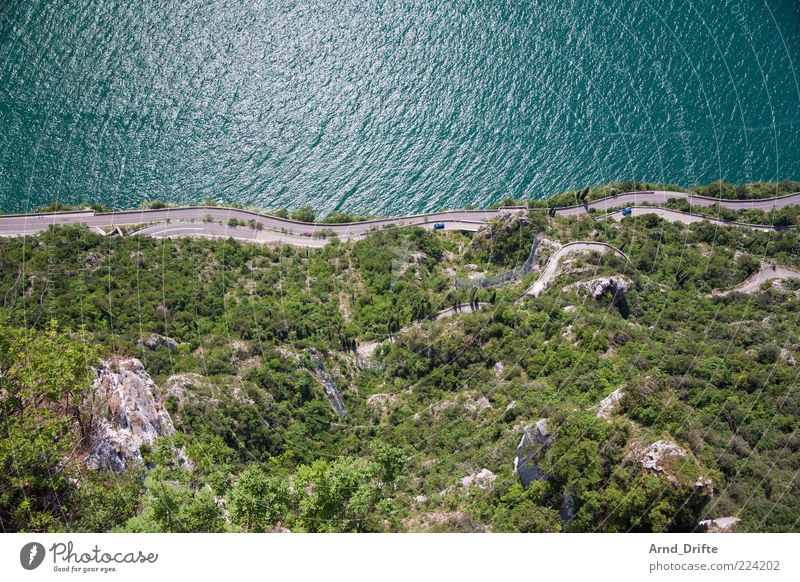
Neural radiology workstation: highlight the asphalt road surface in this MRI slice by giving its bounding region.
[524,242,628,296]
[600,206,789,231]
[553,190,800,216]
[1,190,798,243]
[710,263,800,296]
[0,206,500,238]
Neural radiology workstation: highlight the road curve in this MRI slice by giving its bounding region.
[710,263,800,296]
[0,205,501,238]
[523,242,629,297]
[130,222,331,247]
[600,206,793,231]
[553,190,800,216]
[130,216,488,245]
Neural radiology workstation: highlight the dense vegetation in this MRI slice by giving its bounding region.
[2,183,799,533]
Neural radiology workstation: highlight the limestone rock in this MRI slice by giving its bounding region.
[431,399,455,420]
[402,511,487,532]
[632,440,686,472]
[163,373,195,403]
[698,517,741,533]
[140,333,178,350]
[563,276,632,301]
[590,276,631,299]
[366,393,400,414]
[461,468,496,491]
[162,372,255,406]
[594,388,624,420]
[309,349,347,418]
[514,419,553,487]
[464,396,492,413]
[629,439,712,490]
[229,339,249,355]
[86,357,175,473]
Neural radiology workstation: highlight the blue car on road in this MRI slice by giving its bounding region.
[433,223,445,229]
[622,207,632,217]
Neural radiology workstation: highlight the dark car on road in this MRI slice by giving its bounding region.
[433,223,445,229]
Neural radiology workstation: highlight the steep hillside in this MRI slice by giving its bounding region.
[1,204,799,532]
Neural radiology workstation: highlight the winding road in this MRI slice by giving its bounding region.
[553,189,800,216]
[0,205,500,239]
[710,263,800,296]
[601,206,792,231]
[523,242,629,297]
[0,190,798,244]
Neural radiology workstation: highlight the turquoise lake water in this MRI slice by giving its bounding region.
[1,0,798,215]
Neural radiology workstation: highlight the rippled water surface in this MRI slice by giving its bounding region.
[1,0,798,214]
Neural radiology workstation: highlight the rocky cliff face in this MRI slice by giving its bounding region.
[86,357,175,473]
[514,419,552,487]
[309,349,347,418]
[563,276,632,301]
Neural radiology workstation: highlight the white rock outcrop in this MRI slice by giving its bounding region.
[698,516,741,533]
[464,396,492,413]
[309,349,347,418]
[590,276,631,299]
[162,372,255,405]
[563,276,632,300]
[366,393,400,414]
[140,333,178,350]
[514,419,553,487]
[629,439,712,490]
[461,468,496,491]
[594,388,624,420]
[633,440,685,472]
[86,357,175,473]
[402,511,485,532]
